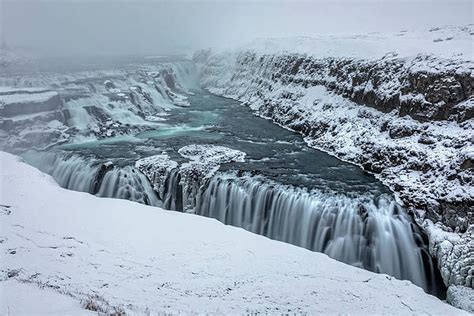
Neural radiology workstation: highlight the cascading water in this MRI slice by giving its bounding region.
[19,148,445,296]
[194,175,443,295]
[160,168,184,212]
[22,151,161,207]
[148,169,443,296]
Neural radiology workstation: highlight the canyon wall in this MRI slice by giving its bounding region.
[195,48,474,301]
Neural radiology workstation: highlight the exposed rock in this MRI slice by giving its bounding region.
[418,134,437,145]
[388,121,419,139]
[92,162,114,194]
[199,51,473,122]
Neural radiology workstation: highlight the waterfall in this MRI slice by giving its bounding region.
[194,174,443,295]
[20,149,444,296]
[161,168,184,212]
[133,158,444,296]
[22,151,161,206]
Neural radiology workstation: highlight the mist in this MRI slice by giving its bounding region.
[1,0,472,57]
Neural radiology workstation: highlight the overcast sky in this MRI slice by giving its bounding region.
[1,0,472,57]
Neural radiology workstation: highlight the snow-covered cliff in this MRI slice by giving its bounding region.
[196,25,473,303]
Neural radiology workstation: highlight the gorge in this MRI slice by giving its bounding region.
[0,25,472,312]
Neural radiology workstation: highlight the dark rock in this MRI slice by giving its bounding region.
[418,134,437,145]
[388,124,418,138]
[461,158,473,170]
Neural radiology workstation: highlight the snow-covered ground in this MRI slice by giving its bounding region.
[234,24,473,60]
[0,151,467,314]
[1,280,93,316]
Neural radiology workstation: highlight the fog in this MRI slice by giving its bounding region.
[1,0,472,57]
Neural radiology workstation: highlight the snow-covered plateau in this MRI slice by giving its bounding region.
[195,25,473,308]
[0,151,468,314]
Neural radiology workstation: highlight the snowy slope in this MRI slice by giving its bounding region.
[1,280,93,316]
[0,151,466,314]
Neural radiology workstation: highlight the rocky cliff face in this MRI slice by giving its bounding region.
[220,52,473,122]
[198,51,473,230]
[195,41,473,303]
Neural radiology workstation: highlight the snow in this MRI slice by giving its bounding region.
[136,145,246,212]
[135,154,179,195]
[177,145,246,208]
[178,144,246,164]
[0,151,466,314]
[136,154,179,172]
[0,91,58,105]
[0,87,49,94]
[423,220,473,301]
[144,55,167,59]
[0,280,93,316]
[461,145,474,160]
[237,25,473,60]
[447,285,474,313]
[211,80,472,211]
[197,27,474,219]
